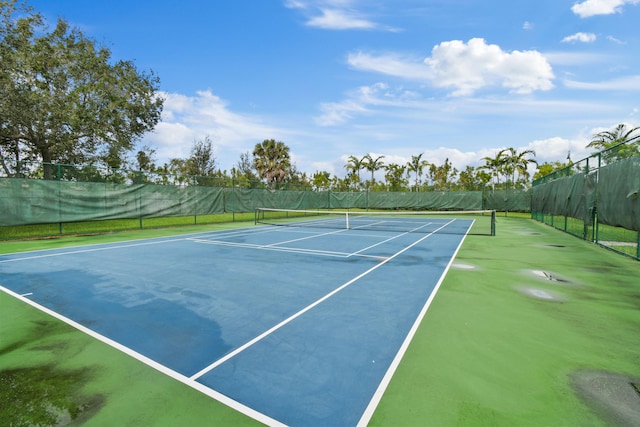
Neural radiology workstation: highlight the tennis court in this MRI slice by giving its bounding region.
[0,210,492,426]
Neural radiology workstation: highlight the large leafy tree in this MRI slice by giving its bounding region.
[428,158,458,190]
[186,136,217,177]
[457,165,491,191]
[312,170,331,190]
[384,163,407,192]
[533,161,572,181]
[0,1,163,179]
[252,139,291,188]
[231,151,259,186]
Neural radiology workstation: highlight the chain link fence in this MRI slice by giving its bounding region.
[1,161,532,239]
[532,141,640,260]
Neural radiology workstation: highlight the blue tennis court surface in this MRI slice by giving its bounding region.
[0,218,473,426]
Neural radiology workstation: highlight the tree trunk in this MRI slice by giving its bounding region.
[40,144,55,180]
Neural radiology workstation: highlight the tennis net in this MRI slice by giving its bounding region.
[255,208,496,236]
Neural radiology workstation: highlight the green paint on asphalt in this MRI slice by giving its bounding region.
[370,216,640,426]
[1,217,639,425]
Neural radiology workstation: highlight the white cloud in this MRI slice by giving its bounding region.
[142,91,284,167]
[347,39,555,96]
[543,51,610,66]
[526,137,591,163]
[561,32,597,43]
[523,21,534,30]
[315,82,420,126]
[316,98,370,126]
[306,8,376,29]
[563,75,640,90]
[424,38,555,96]
[347,51,429,81]
[606,35,625,44]
[284,0,397,31]
[571,0,640,18]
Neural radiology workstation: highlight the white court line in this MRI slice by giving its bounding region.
[357,219,473,427]
[0,225,287,264]
[350,219,390,230]
[0,237,188,264]
[190,219,444,260]
[188,238,388,260]
[349,221,437,257]
[191,239,351,257]
[0,285,285,427]
[189,219,455,381]
[190,226,349,249]
[264,227,348,247]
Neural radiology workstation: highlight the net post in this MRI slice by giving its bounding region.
[346,212,350,230]
[491,210,496,236]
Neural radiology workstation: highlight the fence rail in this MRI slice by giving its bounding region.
[532,142,640,260]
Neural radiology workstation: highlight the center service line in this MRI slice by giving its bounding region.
[189,219,455,381]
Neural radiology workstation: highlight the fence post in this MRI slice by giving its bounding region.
[193,176,198,225]
[232,178,236,222]
[57,163,63,235]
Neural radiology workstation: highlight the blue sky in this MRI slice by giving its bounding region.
[29,0,640,177]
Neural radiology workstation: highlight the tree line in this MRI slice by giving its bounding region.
[126,123,640,192]
[94,138,540,192]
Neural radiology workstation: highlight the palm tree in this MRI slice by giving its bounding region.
[587,123,640,163]
[344,155,364,189]
[361,153,385,188]
[509,148,537,188]
[499,147,537,189]
[252,139,291,188]
[406,153,429,192]
[480,149,508,191]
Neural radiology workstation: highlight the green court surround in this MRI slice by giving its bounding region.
[1,216,639,426]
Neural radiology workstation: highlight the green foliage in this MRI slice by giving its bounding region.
[481,148,537,190]
[406,153,429,191]
[231,151,259,185]
[312,170,331,190]
[458,165,490,191]
[587,123,640,164]
[533,161,570,181]
[185,136,217,180]
[361,153,385,188]
[428,158,458,190]
[0,0,163,179]
[344,155,364,190]
[384,163,408,191]
[252,139,292,188]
